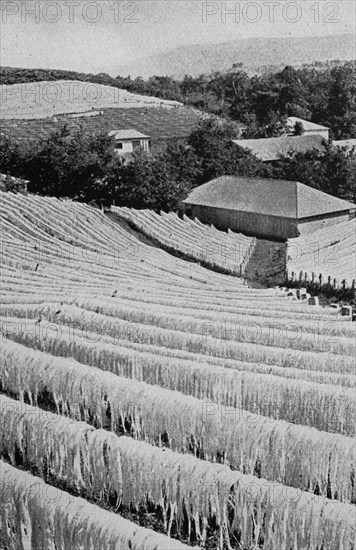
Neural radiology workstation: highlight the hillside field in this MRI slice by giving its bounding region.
[0,80,182,120]
[0,102,203,151]
[287,219,356,288]
[0,191,355,549]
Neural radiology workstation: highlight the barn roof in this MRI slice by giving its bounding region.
[232,135,327,162]
[287,117,329,132]
[183,176,355,220]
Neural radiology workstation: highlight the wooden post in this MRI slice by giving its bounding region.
[319,274,323,287]
[291,271,295,282]
[299,271,303,283]
[304,272,308,283]
[311,272,315,284]
[333,278,337,289]
[328,276,331,286]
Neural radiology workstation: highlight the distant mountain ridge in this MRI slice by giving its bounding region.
[116,33,356,78]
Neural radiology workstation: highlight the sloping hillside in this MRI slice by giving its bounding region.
[286,219,356,287]
[116,33,356,78]
[111,207,256,276]
[1,191,356,549]
[0,105,203,148]
[0,79,181,120]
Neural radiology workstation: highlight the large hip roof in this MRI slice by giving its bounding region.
[184,176,355,219]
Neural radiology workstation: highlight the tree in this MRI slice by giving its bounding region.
[0,136,28,177]
[327,63,356,139]
[294,121,305,136]
[272,142,356,200]
[188,118,270,185]
[161,140,201,188]
[108,147,193,212]
[25,126,118,204]
[276,65,309,117]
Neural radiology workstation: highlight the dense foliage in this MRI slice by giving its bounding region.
[1,117,355,208]
[1,61,355,139]
[273,141,356,201]
[187,118,270,185]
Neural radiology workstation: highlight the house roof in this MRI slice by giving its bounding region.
[334,139,356,151]
[287,117,329,132]
[232,135,327,162]
[108,129,150,140]
[183,176,355,220]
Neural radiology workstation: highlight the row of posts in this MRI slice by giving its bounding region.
[286,270,355,292]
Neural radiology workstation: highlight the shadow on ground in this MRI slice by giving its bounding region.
[243,239,287,288]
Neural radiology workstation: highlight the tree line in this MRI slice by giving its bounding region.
[1,118,355,210]
[1,61,355,140]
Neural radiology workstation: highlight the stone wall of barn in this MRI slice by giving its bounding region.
[189,205,298,241]
[189,206,355,241]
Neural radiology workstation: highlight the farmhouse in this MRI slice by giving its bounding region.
[183,176,356,241]
[286,117,330,139]
[232,135,327,162]
[108,129,150,158]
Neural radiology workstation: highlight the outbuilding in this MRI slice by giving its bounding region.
[232,135,327,163]
[286,117,330,139]
[183,176,356,241]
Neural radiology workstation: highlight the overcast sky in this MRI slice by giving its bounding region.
[1,1,355,75]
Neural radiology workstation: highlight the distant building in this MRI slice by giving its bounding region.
[232,135,327,163]
[333,139,356,155]
[286,117,330,140]
[108,129,151,158]
[183,176,356,241]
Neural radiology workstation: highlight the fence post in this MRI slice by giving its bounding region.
[319,274,323,288]
[311,272,315,284]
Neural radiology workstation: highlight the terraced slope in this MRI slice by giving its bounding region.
[112,207,256,275]
[0,191,355,549]
[287,218,356,287]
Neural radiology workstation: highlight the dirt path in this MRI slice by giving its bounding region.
[242,239,287,287]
